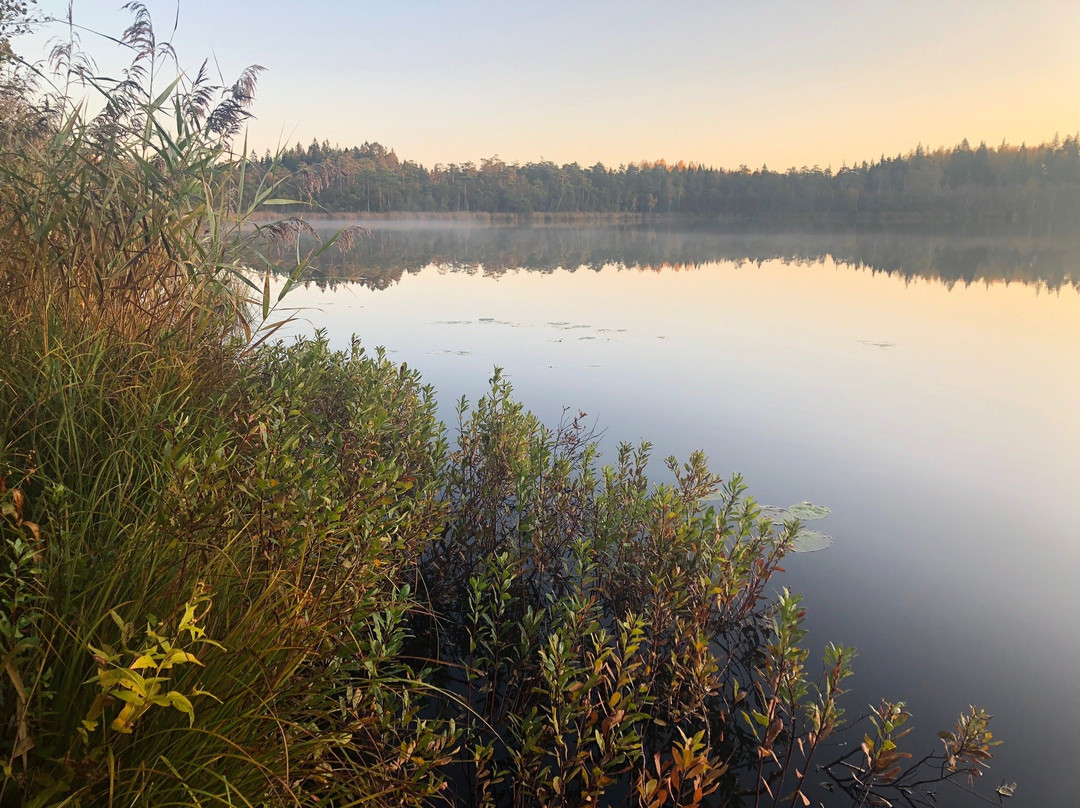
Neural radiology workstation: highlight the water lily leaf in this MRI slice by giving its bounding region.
[787,501,831,520]
[759,506,791,523]
[791,528,833,553]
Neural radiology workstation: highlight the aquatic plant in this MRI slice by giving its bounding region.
[417,373,1004,807]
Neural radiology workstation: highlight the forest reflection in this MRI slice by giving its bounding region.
[277,224,1079,293]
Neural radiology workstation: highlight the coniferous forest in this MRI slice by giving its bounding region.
[258,136,1080,232]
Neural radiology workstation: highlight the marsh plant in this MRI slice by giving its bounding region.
[0,7,453,805]
[0,6,1006,807]
[415,375,1001,808]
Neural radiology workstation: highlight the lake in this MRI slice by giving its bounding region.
[275,222,1080,805]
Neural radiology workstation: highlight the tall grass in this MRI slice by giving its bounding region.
[0,8,455,805]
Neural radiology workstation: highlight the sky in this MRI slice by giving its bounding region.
[18,0,1080,170]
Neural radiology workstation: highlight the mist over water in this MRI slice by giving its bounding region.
[276,223,1080,806]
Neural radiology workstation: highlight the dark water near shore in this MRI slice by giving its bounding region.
[276,222,1080,806]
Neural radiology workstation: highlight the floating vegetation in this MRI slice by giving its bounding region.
[432,318,516,326]
[791,528,834,553]
[750,503,835,552]
[859,340,896,349]
[787,501,831,520]
[429,349,472,356]
[756,505,790,524]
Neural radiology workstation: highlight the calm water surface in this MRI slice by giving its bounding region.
[278,224,1080,806]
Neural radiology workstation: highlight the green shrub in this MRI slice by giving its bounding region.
[419,372,1002,807]
[0,331,459,805]
[420,372,792,806]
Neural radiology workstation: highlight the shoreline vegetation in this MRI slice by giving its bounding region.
[0,7,1010,807]
[253,137,1080,237]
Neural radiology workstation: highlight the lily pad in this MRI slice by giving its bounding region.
[787,501,831,520]
[758,506,792,524]
[548,322,590,330]
[791,528,834,553]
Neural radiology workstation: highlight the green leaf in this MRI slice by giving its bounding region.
[161,649,202,669]
[130,654,158,670]
[262,269,271,320]
[791,528,834,553]
[164,691,195,725]
[787,501,831,520]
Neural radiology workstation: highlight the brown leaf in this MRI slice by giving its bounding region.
[11,488,24,520]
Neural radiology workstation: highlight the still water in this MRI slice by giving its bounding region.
[278,223,1080,805]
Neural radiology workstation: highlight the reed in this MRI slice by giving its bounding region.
[0,6,454,805]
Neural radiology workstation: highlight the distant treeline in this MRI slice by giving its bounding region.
[252,136,1080,233]
[279,224,1079,292]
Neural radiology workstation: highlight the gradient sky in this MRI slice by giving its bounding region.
[24,0,1080,169]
